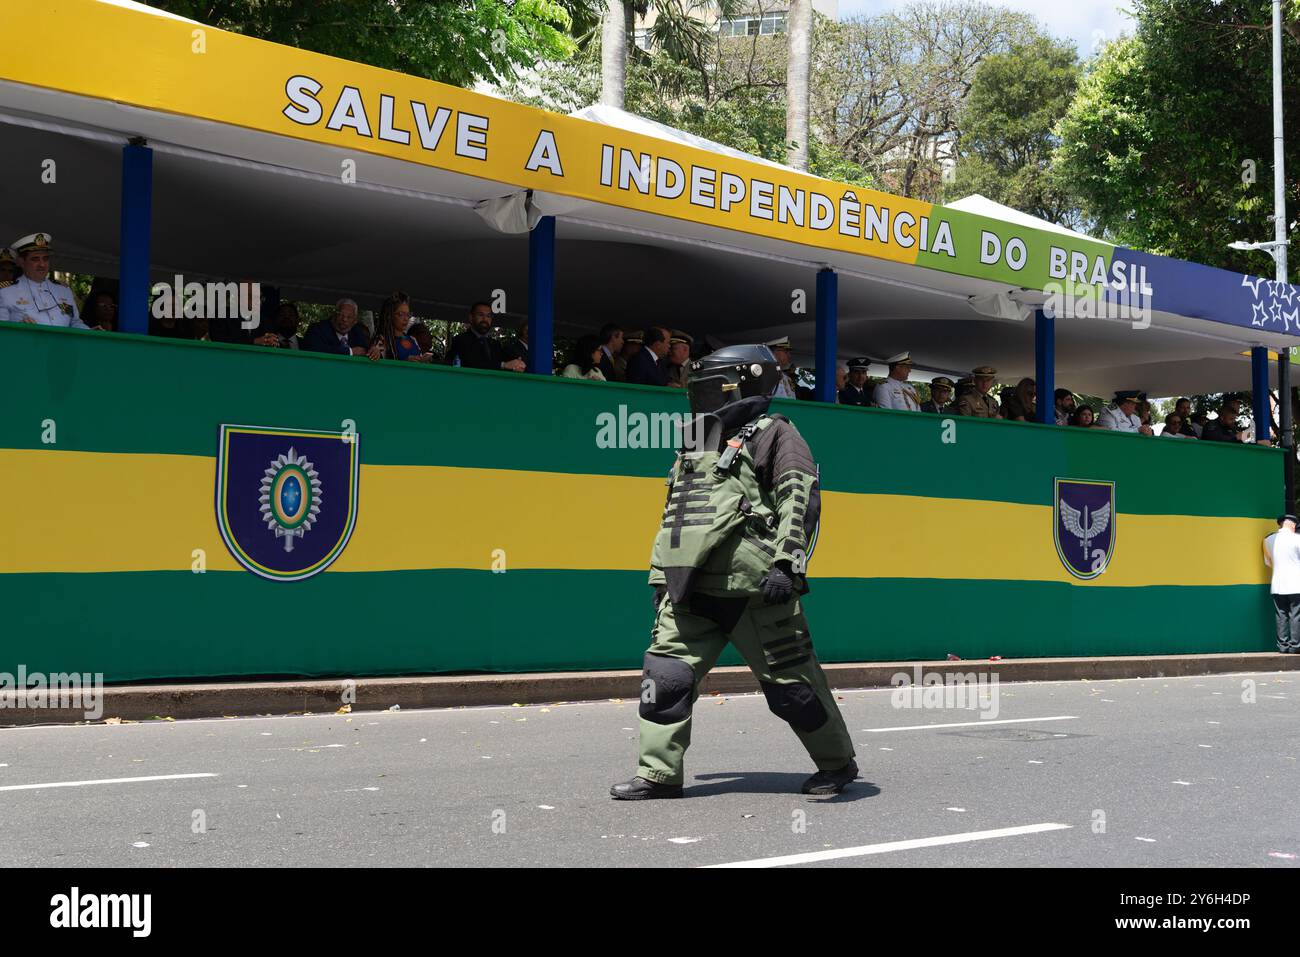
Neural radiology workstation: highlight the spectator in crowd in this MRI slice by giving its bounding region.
[834,362,848,400]
[1069,406,1097,428]
[149,309,194,339]
[626,325,670,386]
[1098,390,1153,435]
[956,366,1001,417]
[1161,412,1194,438]
[446,301,526,371]
[83,291,118,332]
[0,246,18,284]
[1173,398,1200,437]
[370,291,430,362]
[921,376,955,414]
[255,300,301,349]
[767,336,798,398]
[616,329,641,380]
[664,330,693,388]
[1002,378,1037,421]
[505,320,529,366]
[409,321,436,359]
[1265,514,1290,579]
[1189,411,1209,437]
[839,357,872,406]
[0,233,103,328]
[302,298,369,355]
[1201,394,1246,443]
[1136,399,1154,430]
[1053,388,1076,426]
[561,334,607,381]
[1264,514,1300,653]
[598,323,623,381]
[873,352,920,410]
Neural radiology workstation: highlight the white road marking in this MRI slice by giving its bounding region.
[862,716,1077,733]
[0,772,217,792]
[703,822,1072,868]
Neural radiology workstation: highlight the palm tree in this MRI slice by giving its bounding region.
[595,0,742,109]
[786,0,811,170]
[601,0,628,107]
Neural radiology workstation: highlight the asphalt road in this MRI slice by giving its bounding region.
[1,671,1297,867]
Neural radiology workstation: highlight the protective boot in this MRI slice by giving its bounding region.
[609,776,684,800]
[800,759,858,795]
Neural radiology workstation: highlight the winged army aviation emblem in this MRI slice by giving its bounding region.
[1053,478,1115,580]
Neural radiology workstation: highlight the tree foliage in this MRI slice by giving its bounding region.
[813,2,1043,201]
[1054,0,1300,269]
[945,35,1081,225]
[152,0,578,87]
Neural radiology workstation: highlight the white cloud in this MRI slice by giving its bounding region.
[834,0,1135,56]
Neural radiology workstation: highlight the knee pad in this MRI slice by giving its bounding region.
[640,653,695,725]
[759,680,828,733]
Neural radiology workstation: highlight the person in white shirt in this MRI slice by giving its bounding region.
[873,352,921,411]
[1264,514,1300,653]
[0,233,105,329]
[766,336,798,398]
[1098,390,1154,435]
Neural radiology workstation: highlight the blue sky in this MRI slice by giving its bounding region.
[835,0,1137,56]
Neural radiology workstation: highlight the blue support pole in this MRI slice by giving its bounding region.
[526,215,555,376]
[118,140,153,335]
[814,268,838,402]
[1034,308,1055,424]
[1253,345,1271,444]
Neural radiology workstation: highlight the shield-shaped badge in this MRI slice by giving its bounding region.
[1053,478,1115,580]
[216,425,360,581]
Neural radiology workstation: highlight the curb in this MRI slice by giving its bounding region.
[2,652,1296,727]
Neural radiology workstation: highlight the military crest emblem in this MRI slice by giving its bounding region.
[1053,478,1115,580]
[216,425,360,581]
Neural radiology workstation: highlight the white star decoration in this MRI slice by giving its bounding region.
[1243,273,1300,330]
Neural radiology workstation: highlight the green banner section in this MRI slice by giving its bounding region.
[0,324,1282,682]
[0,571,1274,683]
[0,325,1280,516]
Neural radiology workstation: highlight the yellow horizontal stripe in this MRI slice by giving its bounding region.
[0,449,1271,586]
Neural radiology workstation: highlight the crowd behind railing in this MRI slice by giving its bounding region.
[0,234,1267,445]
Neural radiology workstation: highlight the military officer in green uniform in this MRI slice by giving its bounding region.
[610,344,858,800]
[955,365,1001,417]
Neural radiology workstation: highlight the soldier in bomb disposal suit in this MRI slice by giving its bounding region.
[0,234,103,329]
[610,344,858,800]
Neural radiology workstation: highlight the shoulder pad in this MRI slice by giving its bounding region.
[767,413,791,425]
[0,280,12,289]
[50,278,68,287]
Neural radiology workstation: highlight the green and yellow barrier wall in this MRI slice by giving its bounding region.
[0,324,1281,682]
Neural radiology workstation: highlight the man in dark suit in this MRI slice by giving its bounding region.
[598,323,623,382]
[301,299,369,355]
[625,325,670,386]
[447,301,527,371]
[838,357,872,406]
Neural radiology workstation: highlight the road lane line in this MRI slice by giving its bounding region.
[703,823,1073,868]
[862,715,1078,733]
[0,773,217,792]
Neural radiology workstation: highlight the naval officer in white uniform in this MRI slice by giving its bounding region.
[872,352,921,411]
[0,233,103,329]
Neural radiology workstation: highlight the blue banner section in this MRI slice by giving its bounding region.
[1115,247,1300,334]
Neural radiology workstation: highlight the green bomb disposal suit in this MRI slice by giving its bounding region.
[635,391,856,787]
